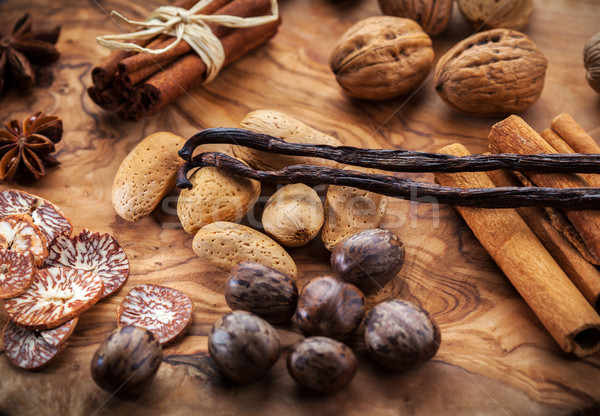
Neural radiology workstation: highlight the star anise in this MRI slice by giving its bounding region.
[0,14,61,95]
[0,111,63,183]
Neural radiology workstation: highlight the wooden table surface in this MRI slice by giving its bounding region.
[1,0,600,414]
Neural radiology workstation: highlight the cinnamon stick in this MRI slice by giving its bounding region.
[551,113,600,155]
[488,169,600,312]
[117,0,269,82]
[434,143,600,357]
[140,19,280,118]
[489,115,600,265]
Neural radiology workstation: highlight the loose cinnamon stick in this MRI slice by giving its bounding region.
[117,0,269,82]
[551,113,600,155]
[489,115,600,265]
[488,169,600,312]
[141,19,280,118]
[434,143,600,357]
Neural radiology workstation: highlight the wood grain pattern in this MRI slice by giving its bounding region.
[0,0,599,414]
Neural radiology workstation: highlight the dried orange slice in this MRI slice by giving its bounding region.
[117,284,194,345]
[0,249,35,299]
[45,229,129,300]
[0,214,47,266]
[4,267,104,330]
[0,189,72,244]
[3,318,78,371]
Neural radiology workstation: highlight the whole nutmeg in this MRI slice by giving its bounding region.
[434,29,547,116]
[331,229,405,294]
[208,311,281,384]
[225,262,298,324]
[287,337,358,394]
[91,325,163,397]
[364,300,440,371]
[584,32,600,94]
[296,276,366,341]
[457,0,533,31]
[377,0,453,37]
[329,16,434,100]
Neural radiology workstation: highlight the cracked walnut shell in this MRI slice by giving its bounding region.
[434,29,547,116]
[330,16,434,100]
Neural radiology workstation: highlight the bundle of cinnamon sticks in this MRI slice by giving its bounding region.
[88,0,280,121]
[435,114,600,357]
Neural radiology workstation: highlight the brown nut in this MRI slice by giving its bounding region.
[330,16,434,100]
[457,0,533,31]
[364,300,440,371]
[295,276,365,341]
[377,0,453,37]
[91,325,163,397]
[584,32,600,94]
[225,262,298,324]
[287,337,358,394]
[208,311,281,384]
[434,29,547,116]
[331,229,405,294]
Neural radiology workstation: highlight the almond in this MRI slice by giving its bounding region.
[321,167,388,251]
[234,110,342,170]
[192,222,297,278]
[112,132,186,222]
[177,164,261,234]
[262,184,324,247]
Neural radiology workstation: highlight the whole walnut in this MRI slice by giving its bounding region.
[330,16,434,100]
[584,32,600,94]
[377,0,453,37]
[457,0,533,31]
[434,29,547,116]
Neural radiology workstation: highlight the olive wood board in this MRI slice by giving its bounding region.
[0,0,600,415]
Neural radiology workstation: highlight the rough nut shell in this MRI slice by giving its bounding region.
[112,131,186,222]
[0,189,72,244]
[457,0,533,31]
[193,222,297,278]
[262,184,324,247]
[287,337,358,394]
[0,249,35,299]
[330,16,434,100]
[177,164,261,234]
[45,229,129,300]
[235,110,342,170]
[91,325,163,397]
[3,318,77,371]
[377,0,453,37]
[364,299,441,371]
[0,214,48,267]
[322,167,388,251]
[4,267,104,330]
[434,29,547,116]
[117,284,194,345]
[584,32,600,94]
[331,228,405,294]
[295,276,365,341]
[209,311,281,384]
[225,262,298,324]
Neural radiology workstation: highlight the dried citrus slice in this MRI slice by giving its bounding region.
[45,229,129,300]
[117,284,194,345]
[0,249,35,299]
[4,267,104,330]
[0,214,47,266]
[0,189,72,244]
[3,318,78,371]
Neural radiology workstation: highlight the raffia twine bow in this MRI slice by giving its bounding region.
[96,0,279,82]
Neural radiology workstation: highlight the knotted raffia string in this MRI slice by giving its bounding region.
[96,0,279,82]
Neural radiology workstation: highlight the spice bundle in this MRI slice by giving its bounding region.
[87,0,280,121]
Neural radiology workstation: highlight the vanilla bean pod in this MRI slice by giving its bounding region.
[178,128,600,173]
[176,152,600,209]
